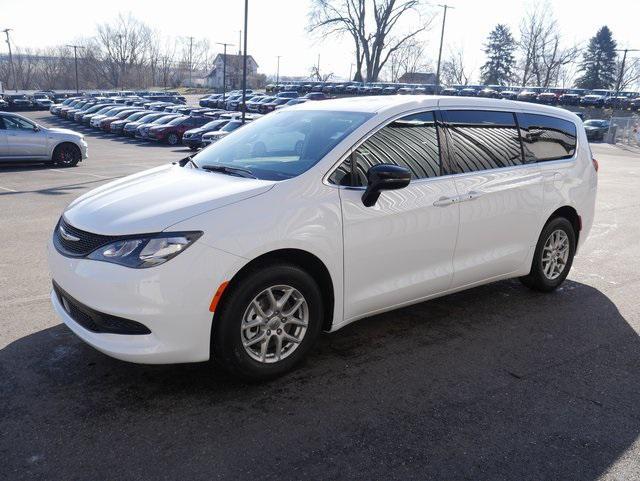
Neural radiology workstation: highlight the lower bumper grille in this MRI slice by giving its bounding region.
[53,281,151,335]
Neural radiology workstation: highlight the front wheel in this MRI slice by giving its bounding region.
[53,144,81,167]
[167,133,179,145]
[520,217,576,292]
[211,263,323,380]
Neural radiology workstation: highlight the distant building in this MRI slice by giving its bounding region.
[206,54,259,90]
[398,72,436,84]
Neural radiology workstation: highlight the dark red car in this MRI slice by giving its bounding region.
[147,115,211,145]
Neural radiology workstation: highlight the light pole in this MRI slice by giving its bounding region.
[187,36,194,88]
[615,48,640,94]
[2,28,17,92]
[276,55,281,87]
[435,4,454,94]
[349,63,354,81]
[66,44,84,94]
[241,0,248,123]
[216,42,234,102]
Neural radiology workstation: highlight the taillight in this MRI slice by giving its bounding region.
[592,158,599,172]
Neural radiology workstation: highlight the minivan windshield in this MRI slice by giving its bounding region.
[193,110,372,181]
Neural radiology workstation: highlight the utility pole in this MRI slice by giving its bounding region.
[316,54,321,80]
[66,44,85,94]
[238,30,242,55]
[187,36,194,88]
[615,48,640,94]
[276,55,281,87]
[349,63,354,81]
[241,0,248,123]
[216,42,234,101]
[2,28,17,92]
[435,4,454,95]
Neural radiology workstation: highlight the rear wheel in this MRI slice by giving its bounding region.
[520,217,576,292]
[52,143,81,167]
[212,263,323,380]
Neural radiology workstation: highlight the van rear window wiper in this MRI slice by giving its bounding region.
[200,163,257,179]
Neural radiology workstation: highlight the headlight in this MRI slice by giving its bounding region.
[87,232,202,268]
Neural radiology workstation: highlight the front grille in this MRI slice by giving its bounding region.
[53,217,119,257]
[53,281,151,335]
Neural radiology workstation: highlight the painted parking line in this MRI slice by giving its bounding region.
[0,186,17,192]
[48,169,113,179]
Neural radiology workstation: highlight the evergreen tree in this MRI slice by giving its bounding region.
[480,24,516,85]
[576,26,618,89]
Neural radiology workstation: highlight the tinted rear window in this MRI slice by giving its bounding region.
[517,113,577,162]
[442,110,523,173]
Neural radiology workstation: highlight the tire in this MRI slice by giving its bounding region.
[211,263,323,380]
[520,217,576,292]
[167,133,179,145]
[52,143,81,167]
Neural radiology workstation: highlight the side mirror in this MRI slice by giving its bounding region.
[361,163,411,207]
[33,125,41,132]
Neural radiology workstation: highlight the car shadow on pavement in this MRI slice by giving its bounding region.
[1,279,638,480]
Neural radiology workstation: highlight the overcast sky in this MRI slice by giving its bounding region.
[1,0,639,80]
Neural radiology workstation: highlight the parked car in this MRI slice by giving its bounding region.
[477,88,499,99]
[275,99,308,110]
[5,95,34,111]
[81,105,118,126]
[200,119,248,146]
[583,119,610,141]
[0,112,87,166]
[248,96,276,113]
[631,97,640,111]
[259,97,291,114]
[537,92,558,105]
[580,94,605,107]
[0,97,7,111]
[48,97,596,379]
[136,114,181,140]
[517,90,538,102]
[110,110,156,135]
[122,113,170,137]
[604,96,631,110]
[148,115,211,145]
[302,92,329,101]
[499,90,519,100]
[276,91,299,100]
[559,93,581,106]
[182,119,230,150]
[99,109,144,132]
[74,103,113,123]
[90,106,134,128]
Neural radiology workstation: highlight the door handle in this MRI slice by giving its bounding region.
[433,196,457,207]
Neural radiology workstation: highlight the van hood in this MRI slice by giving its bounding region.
[63,163,275,235]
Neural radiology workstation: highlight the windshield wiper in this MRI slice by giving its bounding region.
[177,155,198,168]
[200,163,257,179]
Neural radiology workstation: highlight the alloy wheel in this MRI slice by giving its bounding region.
[240,285,308,364]
[541,229,570,280]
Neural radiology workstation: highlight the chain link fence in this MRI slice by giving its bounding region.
[606,116,640,146]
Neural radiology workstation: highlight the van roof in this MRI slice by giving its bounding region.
[291,95,581,123]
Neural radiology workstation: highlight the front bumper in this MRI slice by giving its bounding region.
[48,235,243,364]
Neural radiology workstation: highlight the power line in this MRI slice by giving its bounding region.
[435,4,454,94]
[615,48,640,93]
[66,44,85,94]
[216,42,234,101]
[2,28,17,92]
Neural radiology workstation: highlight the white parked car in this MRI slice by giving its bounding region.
[48,96,597,379]
[0,112,88,166]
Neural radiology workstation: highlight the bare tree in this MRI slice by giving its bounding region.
[309,0,433,82]
[310,64,335,81]
[441,47,471,86]
[618,57,640,90]
[517,2,578,87]
[384,39,430,81]
[94,13,154,88]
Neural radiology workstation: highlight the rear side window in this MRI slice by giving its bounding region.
[442,110,523,173]
[517,113,577,162]
[329,111,441,186]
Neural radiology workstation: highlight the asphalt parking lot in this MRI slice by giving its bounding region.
[1,111,640,481]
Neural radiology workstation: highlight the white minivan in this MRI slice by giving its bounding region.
[48,96,597,379]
